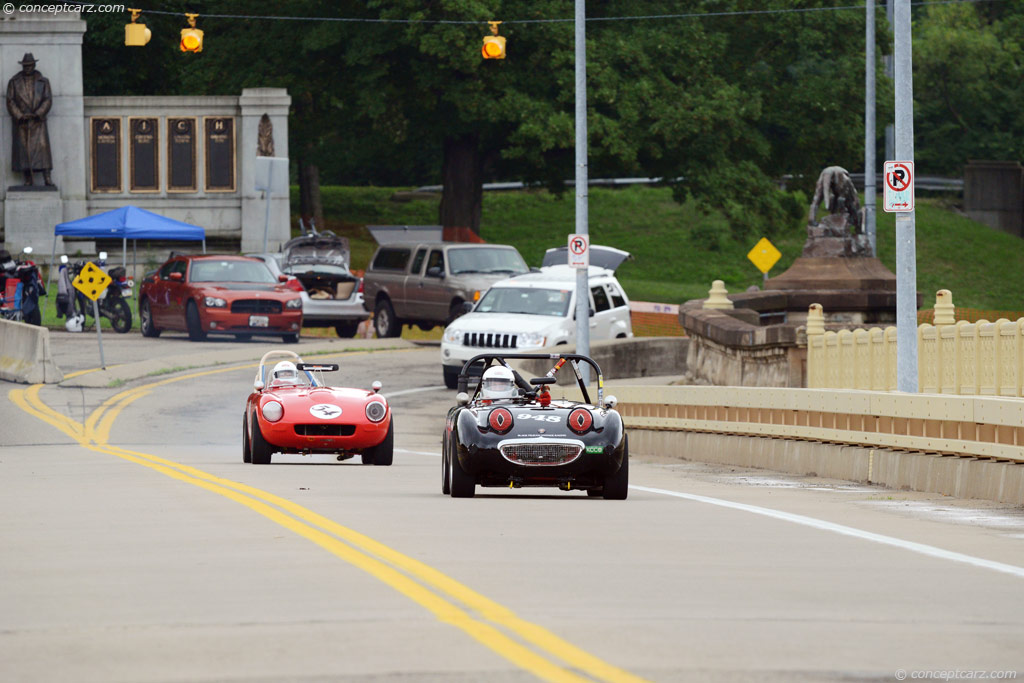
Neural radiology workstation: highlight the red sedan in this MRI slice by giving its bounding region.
[139,255,303,342]
[244,350,393,465]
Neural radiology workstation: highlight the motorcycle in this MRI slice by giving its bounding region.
[64,254,133,334]
[0,247,46,325]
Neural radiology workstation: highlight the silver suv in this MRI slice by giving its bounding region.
[362,242,529,337]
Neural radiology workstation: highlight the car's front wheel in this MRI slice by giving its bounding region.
[441,437,451,495]
[242,413,251,463]
[362,419,394,466]
[443,365,459,390]
[374,299,401,338]
[250,412,273,465]
[448,432,475,498]
[282,333,299,344]
[335,321,360,338]
[186,301,206,341]
[602,435,629,500]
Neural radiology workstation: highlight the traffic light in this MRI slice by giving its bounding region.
[482,21,505,60]
[124,8,151,46]
[180,13,203,53]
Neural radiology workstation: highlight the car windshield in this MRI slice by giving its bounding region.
[190,260,277,283]
[475,287,571,317]
[448,248,528,275]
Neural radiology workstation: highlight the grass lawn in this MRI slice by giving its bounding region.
[299,185,1024,312]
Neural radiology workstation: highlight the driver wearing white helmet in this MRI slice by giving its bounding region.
[479,365,518,402]
[270,360,303,387]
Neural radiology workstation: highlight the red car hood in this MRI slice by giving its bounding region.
[263,386,382,412]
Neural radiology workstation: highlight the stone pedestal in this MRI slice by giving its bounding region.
[4,188,64,255]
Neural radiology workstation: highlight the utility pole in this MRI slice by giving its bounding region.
[893,0,918,392]
[574,0,590,383]
[885,0,895,162]
[865,0,877,256]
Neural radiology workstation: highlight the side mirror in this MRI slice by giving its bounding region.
[254,380,265,391]
[371,380,382,393]
[589,308,595,318]
[604,395,618,410]
[456,392,469,406]
[278,274,289,282]
[426,266,444,278]
[169,272,183,282]
[460,301,474,315]
[22,246,33,255]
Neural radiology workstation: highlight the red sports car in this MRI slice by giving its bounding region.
[243,350,394,465]
[139,254,303,342]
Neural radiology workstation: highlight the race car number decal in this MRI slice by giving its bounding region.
[517,414,560,422]
[309,404,342,419]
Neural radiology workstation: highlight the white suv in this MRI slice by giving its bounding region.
[440,265,633,388]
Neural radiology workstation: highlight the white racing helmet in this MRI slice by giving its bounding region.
[480,365,517,400]
[65,314,85,332]
[271,360,302,387]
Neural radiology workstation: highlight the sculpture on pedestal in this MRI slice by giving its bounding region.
[6,53,54,187]
[805,166,867,257]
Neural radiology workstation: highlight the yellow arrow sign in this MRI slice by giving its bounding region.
[72,262,112,302]
[747,237,782,275]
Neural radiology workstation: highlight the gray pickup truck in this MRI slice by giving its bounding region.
[362,242,530,337]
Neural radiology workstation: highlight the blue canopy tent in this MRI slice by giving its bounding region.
[49,206,206,295]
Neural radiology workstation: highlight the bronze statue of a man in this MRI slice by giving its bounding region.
[6,53,54,187]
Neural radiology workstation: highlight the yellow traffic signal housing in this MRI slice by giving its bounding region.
[125,9,151,46]
[482,21,505,59]
[180,13,203,53]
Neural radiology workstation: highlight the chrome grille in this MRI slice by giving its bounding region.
[500,442,582,466]
[232,299,282,314]
[463,332,517,348]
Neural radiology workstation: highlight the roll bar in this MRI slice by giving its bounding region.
[458,353,604,406]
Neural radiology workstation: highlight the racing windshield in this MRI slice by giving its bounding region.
[448,247,528,276]
[475,287,571,317]
[190,260,277,283]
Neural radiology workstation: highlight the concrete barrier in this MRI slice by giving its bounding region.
[514,337,689,384]
[0,319,64,384]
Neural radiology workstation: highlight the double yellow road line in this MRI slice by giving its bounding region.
[8,356,648,683]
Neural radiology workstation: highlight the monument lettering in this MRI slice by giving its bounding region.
[204,116,235,192]
[168,117,196,192]
[130,117,159,192]
[90,117,121,192]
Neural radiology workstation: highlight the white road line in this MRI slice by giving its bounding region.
[630,484,1024,580]
[383,385,448,398]
[397,449,1024,579]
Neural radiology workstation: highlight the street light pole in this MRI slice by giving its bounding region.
[574,0,590,383]
[893,0,918,392]
[865,0,877,256]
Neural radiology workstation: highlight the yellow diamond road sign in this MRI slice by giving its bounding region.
[747,237,781,275]
[72,262,112,302]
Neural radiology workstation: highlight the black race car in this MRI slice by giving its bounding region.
[442,353,628,499]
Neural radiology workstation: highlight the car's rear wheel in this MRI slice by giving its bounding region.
[443,365,459,390]
[448,431,475,498]
[363,419,394,466]
[250,412,273,465]
[602,435,629,500]
[186,301,206,341]
[374,299,401,338]
[242,414,251,463]
[335,321,360,338]
[140,298,161,337]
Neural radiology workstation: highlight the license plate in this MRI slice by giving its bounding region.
[249,315,269,327]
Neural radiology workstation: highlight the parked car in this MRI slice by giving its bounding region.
[244,349,393,465]
[439,264,633,389]
[362,241,530,338]
[248,230,368,338]
[138,254,303,343]
[442,352,628,498]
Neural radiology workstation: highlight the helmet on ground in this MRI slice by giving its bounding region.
[480,365,517,400]
[271,360,301,386]
[65,314,84,332]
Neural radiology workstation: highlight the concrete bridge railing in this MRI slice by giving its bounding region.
[807,291,1024,397]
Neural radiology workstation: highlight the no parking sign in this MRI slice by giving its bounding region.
[568,234,589,269]
[883,160,914,212]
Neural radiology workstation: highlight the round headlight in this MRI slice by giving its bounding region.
[262,400,283,422]
[365,400,387,423]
